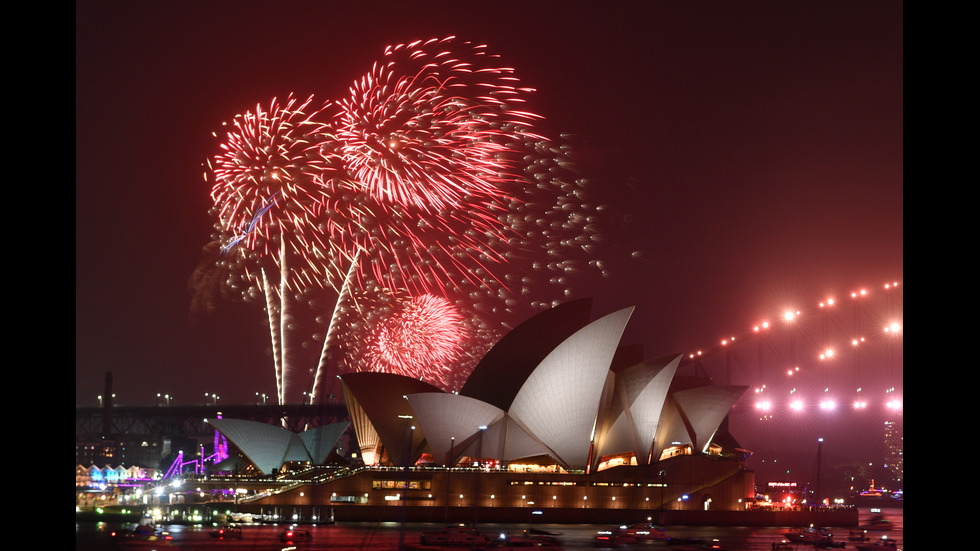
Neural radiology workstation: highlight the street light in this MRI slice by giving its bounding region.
[815,438,824,507]
[445,436,455,524]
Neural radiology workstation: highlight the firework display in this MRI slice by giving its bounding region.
[336,36,543,211]
[201,37,608,403]
[365,294,466,380]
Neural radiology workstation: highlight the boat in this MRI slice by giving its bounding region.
[855,536,902,550]
[111,522,157,538]
[478,531,563,550]
[849,530,872,542]
[279,526,313,543]
[209,524,243,539]
[595,522,667,545]
[664,537,728,550]
[420,525,493,547]
[110,521,174,548]
[784,526,833,545]
[860,513,894,530]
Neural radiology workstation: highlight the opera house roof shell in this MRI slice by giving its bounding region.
[206,418,350,475]
[342,299,748,472]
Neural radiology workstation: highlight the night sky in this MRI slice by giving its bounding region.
[76,2,902,482]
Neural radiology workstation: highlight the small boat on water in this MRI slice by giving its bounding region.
[110,521,174,548]
[784,526,834,545]
[595,522,667,545]
[478,531,563,550]
[665,537,728,550]
[860,513,894,531]
[420,525,493,547]
[209,524,243,539]
[855,535,902,550]
[849,529,872,542]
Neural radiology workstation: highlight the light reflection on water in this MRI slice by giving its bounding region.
[76,506,902,551]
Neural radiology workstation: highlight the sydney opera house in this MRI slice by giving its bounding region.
[208,299,756,520]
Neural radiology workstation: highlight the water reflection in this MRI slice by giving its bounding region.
[76,507,902,551]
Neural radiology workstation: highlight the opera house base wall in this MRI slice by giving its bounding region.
[234,456,854,526]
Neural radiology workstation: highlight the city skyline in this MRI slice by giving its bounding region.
[76,2,902,480]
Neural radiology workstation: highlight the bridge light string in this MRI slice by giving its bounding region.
[679,280,902,418]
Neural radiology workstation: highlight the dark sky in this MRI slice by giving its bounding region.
[77,2,902,480]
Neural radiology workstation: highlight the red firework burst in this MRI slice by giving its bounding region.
[210,95,338,259]
[336,36,544,212]
[363,294,467,385]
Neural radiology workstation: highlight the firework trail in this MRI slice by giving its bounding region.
[201,39,612,402]
[208,94,360,405]
[309,37,609,395]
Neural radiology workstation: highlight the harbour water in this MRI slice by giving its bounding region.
[76,506,902,550]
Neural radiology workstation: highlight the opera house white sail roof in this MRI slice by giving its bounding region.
[206,417,350,474]
[205,301,747,475]
[342,302,748,472]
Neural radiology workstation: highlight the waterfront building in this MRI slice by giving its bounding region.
[883,417,903,485]
[210,300,756,514]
